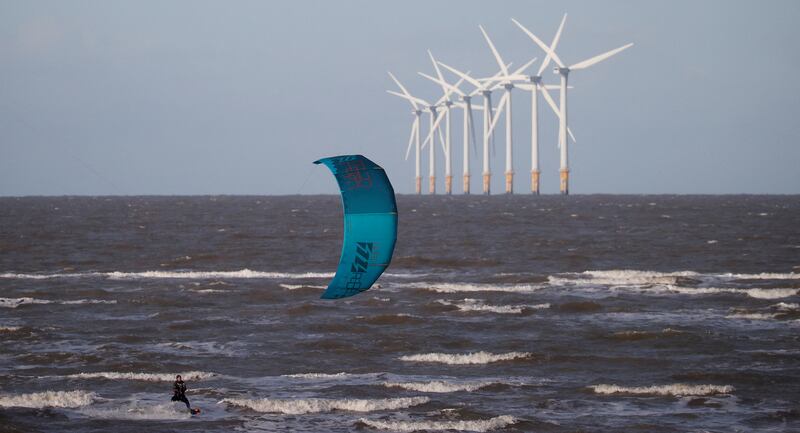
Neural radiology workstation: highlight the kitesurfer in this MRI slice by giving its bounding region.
[171,374,193,412]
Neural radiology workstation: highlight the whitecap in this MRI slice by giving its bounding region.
[0,390,96,408]
[590,383,734,396]
[219,396,429,414]
[279,284,326,290]
[411,283,541,294]
[382,380,493,393]
[437,299,549,314]
[359,415,517,432]
[0,297,116,308]
[0,269,333,280]
[399,351,531,365]
[80,402,191,420]
[64,371,217,382]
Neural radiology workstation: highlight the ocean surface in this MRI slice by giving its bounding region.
[1,195,799,433]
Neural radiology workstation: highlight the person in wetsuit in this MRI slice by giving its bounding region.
[171,374,192,412]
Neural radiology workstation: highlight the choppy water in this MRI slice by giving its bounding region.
[1,195,799,433]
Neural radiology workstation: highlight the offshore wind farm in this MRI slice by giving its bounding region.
[388,15,632,196]
[2,2,800,433]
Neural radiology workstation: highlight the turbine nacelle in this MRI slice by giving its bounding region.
[554,66,570,76]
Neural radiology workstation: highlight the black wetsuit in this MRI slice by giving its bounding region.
[171,380,191,410]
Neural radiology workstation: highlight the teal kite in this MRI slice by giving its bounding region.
[314,155,398,299]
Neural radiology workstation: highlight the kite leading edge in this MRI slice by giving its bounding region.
[313,155,398,299]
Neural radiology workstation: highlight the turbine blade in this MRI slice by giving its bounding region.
[512,57,537,76]
[537,13,567,76]
[405,118,418,160]
[427,50,451,97]
[511,18,565,68]
[487,92,509,136]
[387,90,428,108]
[569,43,634,70]
[568,127,577,143]
[467,103,479,156]
[387,71,419,110]
[435,76,466,106]
[539,86,561,118]
[479,25,509,76]
[418,72,465,97]
[438,61,484,89]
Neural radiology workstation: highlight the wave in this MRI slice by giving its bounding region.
[437,299,549,314]
[281,372,356,379]
[665,286,798,299]
[219,396,429,414]
[411,283,541,294]
[775,302,800,311]
[590,383,734,396]
[0,297,116,308]
[64,371,217,382]
[0,269,333,280]
[0,325,21,332]
[399,351,531,365]
[382,380,493,393]
[358,415,517,432]
[0,390,96,408]
[279,284,326,290]
[550,270,800,287]
[80,402,191,420]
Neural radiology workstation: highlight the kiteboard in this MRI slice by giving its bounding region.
[314,155,398,299]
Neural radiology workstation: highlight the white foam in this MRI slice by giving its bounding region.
[550,270,800,287]
[81,402,191,420]
[279,284,326,290]
[0,325,21,332]
[399,351,531,365]
[359,415,517,432]
[590,383,734,396]
[382,380,493,393]
[220,396,429,414]
[0,269,333,280]
[726,313,778,320]
[438,299,550,314]
[64,371,217,382]
[0,297,116,308]
[666,286,798,299]
[0,390,96,408]
[775,302,800,311]
[412,283,541,293]
[281,372,354,379]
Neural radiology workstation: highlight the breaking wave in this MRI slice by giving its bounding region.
[359,415,517,432]
[437,298,550,314]
[0,269,333,280]
[281,372,356,379]
[279,284,326,290]
[411,283,541,293]
[550,270,800,287]
[399,351,531,365]
[0,390,96,408]
[0,325,21,332]
[382,380,493,393]
[0,297,116,308]
[220,396,429,414]
[80,402,191,420]
[664,286,799,299]
[590,383,734,396]
[64,371,217,382]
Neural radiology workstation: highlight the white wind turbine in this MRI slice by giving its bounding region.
[388,73,453,195]
[513,16,633,195]
[387,71,426,194]
[478,24,537,194]
[437,59,534,194]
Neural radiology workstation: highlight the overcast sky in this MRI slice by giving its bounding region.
[2,0,799,195]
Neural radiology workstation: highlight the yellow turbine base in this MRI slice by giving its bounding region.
[560,168,569,195]
[429,176,436,194]
[463,174,470,195]
[445,175,453,195]
[531,170,540,195]
[415,177,422,195]
[505,172,514,194]
[482,174,491,195]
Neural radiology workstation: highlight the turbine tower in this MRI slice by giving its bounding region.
[438,60,533,195]
[513,17,633,195]
[478,25,535,194]
[387,72,430,195]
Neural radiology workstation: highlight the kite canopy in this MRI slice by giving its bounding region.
[314,155,398,299]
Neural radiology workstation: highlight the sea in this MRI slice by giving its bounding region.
[1,195,798,433]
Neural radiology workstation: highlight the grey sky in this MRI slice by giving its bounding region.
[1,0,799,195]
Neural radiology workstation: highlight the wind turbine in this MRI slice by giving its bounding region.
[420,69,514,195]
[422,50,461,195]
[388,71,456,195]
[387,71,428,195]
[478,24,537,194]
[513,16,633,195]
[437,59,534,194]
